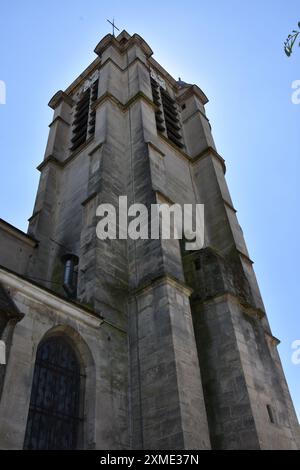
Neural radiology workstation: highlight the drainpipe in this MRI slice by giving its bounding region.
[61,254,79,299]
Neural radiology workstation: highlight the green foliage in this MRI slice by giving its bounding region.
[284,22,300,57]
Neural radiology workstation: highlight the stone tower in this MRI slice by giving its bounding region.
[0,30,299,450]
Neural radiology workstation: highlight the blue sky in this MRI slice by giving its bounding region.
[0,1,299,420]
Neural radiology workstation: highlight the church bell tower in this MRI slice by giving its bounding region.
[18,30,300,449]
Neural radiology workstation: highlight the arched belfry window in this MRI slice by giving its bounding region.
[24,336,82,450]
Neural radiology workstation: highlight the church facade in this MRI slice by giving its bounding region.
[0,31,299,450]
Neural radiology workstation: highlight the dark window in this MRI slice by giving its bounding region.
[70,89,91,152]
[150,76,184,150]
[266,404,275,424]
[70,79,99,152]
[160,88,184,149]
[151,78,166,133]
[88,80,99,137]
[23,336,81,450]
[194,259,201,271]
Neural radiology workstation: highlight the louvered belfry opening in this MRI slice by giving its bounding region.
[151,77,166,133]
[160,88,184,149]
[151,76,184,149]
[88,80,99,137]
[70,79,98,152]
[71,89,90,151]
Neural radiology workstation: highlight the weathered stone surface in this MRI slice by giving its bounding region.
[0,29,298,450]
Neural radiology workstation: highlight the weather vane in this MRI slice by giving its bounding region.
[107,18,120,37]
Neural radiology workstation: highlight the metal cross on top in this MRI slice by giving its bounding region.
[107,18,120,37]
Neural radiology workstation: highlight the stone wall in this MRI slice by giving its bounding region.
[0,268,129,450]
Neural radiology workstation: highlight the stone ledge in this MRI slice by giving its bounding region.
[149,138,226,176]
[37,138,96,172]
[265,331,281,347]
[0,265,126,334]
[92,90,156,114]
[48,90,74,110]
[0,218,38,248]
[154,189,175,206]
[48,115,70,128]
[196,291,266,319]
[37,155,63,172]
[81,192,98,207]
[236,249,254,265]
[145,141,165,157]
[177,84,209,106]
[88,142,103,156]
[0,282,24,321]
[100,55,150,75]
[130,273,193,298]
[182,108,210,126]
[65,55,149,100]
[27,210,41,223]
[94,32,153,59]
[157,133,191,161]
[223,198,238,214]
[192,146,226,174]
